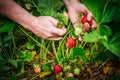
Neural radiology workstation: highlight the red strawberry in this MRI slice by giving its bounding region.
[81,15,92,26]
[66,37,76,49]
[54,65,62,75]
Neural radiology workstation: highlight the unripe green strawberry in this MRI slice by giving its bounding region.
[75,27,83,35]
[74,68,80,75]
[63,65,71,71]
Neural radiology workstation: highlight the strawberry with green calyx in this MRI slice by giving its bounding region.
[75,26,84,36]
[74,68,80,75]
[33,63,41,74]
[66,37,76,49]
[54,64,62,75]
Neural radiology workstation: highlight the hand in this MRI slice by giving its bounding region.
[63,0,97,41]
[66,1,97,30]
[27,16,66,40]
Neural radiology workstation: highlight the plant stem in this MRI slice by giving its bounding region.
[52,41,60,64]
[18,25,54,58]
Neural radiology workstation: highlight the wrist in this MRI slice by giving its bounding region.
[21,15,37,31]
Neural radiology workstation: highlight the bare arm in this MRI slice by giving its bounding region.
[0,0,36,29]
[0,0,66,40]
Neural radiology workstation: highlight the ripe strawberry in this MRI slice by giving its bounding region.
[81,15,92,26]
[66,37,76,49]
[54,65,62,75]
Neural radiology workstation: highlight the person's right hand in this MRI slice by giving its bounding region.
[27,16,66,40]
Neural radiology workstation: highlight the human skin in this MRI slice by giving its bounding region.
[63,0,97,29]
[0,0,66,40]
[63,0,97,41]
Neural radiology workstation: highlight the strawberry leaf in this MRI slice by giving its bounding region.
[81,0,109,24]
[38,0,64,16]
[54,13,68,27]
[98,25,111,39]
[72,48,86,62]
[24,51,32,61]
[83,30,100,42]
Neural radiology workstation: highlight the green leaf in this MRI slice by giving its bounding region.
[72,48,86,62]
[42,63,51,71]
[101,4,119,23]
[38,0,64,16]
[83,30,100,42]
[107,33,120,57]
[26,42,35,49]
[98,25,111,38]
[65,77,76,80]
[81,0,109,23]
[24,51,32,61]
[54,13,68,28]
[0,21,15,33]
[8,59,18,68]
[18,51,24,58]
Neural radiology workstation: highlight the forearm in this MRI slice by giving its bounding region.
[63,0,80,9]
[0,0,36,29]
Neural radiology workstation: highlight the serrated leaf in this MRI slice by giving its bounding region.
[72,48,86,62]
[81,0,109,23]
[101,5,118,23]
[8,59,18,68]
[98,25,111,38]
[83,30,100,42]
[38,0,63,16]
[54,13,68,26]
[107,33,120,57]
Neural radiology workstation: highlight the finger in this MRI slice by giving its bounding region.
[87,12,92,21]
[69,12,79,26]
[48,37,63,41]
[48,17,58,27]
[78,35,82,41]
[83,22,90,32]
[51,26,66,36]
[91,20,97,29]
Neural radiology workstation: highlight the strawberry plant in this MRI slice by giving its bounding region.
[0,0,120,80]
